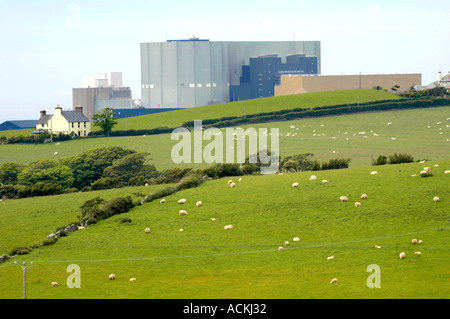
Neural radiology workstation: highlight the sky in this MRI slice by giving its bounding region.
[0,0,449,123]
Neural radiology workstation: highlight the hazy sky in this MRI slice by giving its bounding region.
[0,0,449,123]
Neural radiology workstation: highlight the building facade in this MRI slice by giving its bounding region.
[274,73,422,96]
[140,39,321,108]
[36,105,91,136]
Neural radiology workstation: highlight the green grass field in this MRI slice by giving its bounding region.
[0,160,448,298]
[1,106,448,171]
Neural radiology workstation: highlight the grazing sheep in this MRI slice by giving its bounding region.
[424,167,430,171]
[78,226,85,230]
[224,224,233,230]
[420,170,428,175]
[210,218,216,221]
[370,171,378,175]
[239,178,242,182]
[230,182,236,188]
[278,247,284,251]
[51,282,59,287]
[284,241,289,246]
[196,201,202,207]
[360,194,367,199]
[145,228,150,233]
[445,170,450,174]
[145,183,149,186]
[179,228,183,232]
[412,238,417,244]
[292,182,299,187]
[309,175,317,181]
[130,278,137,281]
[418,240,423,245]
[228,180,233,185]
[339,196,348,202]
[54,152,58,155]
[179,210,188,216]
[387,122,392,125]
[109,274,116,280]
[434,164,439,167]
[322,180,328,184]
[399,252,406,259]
[330,278,338,284]
[293,237,300,242]
[433,196,439,202]
[415,252,422,256]
[411,174,417,177]
[160,199,166,204]
[374,245,381,249]
[178,198,186,204]
[327,256,335,260]
[354,202,362,207]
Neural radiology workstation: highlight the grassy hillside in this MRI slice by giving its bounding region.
[0,160,448,299]
[110,89,402,131]
[1,106,448,171]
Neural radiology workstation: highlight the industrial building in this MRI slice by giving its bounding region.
[274,73,422,96]
[140,39,321,108]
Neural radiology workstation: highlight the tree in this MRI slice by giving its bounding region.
[0,162,26,184]
[0,135,6,145]
[17,159,74,188]
[92,107,118,136]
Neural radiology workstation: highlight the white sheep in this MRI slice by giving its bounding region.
[239,178,242,182]
[228,180,233,185]
[292,182,299,187]
[415,252,422,256]
[339,196,348,202]
[78,226,85,230]
[284,241,289,246]
[309,175,317,181]
[210,218,216,221]
[51,282,59,287]
[411,238,417,244]
[178,198,186,204]
[327,256,335,260]
[418,240,423,245]
[196,201,202,207]
[179,228,183,232]
[224,224,233,230]
[423,167,430,171]
[433,196,439,202]
[330,278,338,284]
[278,247,284,251]
[399,252,406,259]
[54,152,58,155]
[370,171,378,175]
[160,199,166,204]
[354,202,362,207]
[374,245,381,249]
[130,278,137,281]
[109,274,116,280]
[293,237,300,242]
[145,228,150,233]
[322,180,328,184]
[445,170,450,174]
[230,182,236,188]
[434,164,439,167]
[179,210,188,216]
[361,194,367,199]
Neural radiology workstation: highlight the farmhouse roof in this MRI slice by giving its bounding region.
[61,111,89,122]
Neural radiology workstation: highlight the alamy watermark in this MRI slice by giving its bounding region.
[170,120,279,174]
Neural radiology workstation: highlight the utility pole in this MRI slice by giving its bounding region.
[15,261,33,299]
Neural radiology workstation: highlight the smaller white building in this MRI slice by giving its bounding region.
[35,105,91,136]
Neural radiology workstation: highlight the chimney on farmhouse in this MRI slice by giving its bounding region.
[40,110,46,119]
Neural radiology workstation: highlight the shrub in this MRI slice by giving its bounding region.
[10,247,31,256]
[216,163,243,177]
[374,155,388,165]
[119,217,132,223]
[43,237,58,246]
[175,174,202,191]
[0,185,18,199]
[312,160,321,171]
[142,186,177,203]
[321,158,351,170]
[388,153,414,164]
[90,177,124,190]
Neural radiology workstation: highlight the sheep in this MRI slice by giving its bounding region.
[179,210,188,216]
[330,278,338,284]
[284,241,289,246]
[292,182,299,187]
[230,182,236,188]
[399,252,406,259]
[339,196,348,202]
[387,122,392,126]
[228,180,233,185]
[433,196,439,203]
[322,180,328,184]
[239,178,242,182]
[420,170,428,175]
[51,282,59,287]
[434,164,439,167]
[360,194,368,199]
[309,175,317,181]
[444,170,450,174]
[411,238,417,244]
[370,171,378,175]
[109,274,116,280]
[278,247,284,251]
[224,224,233,230]
[196,201,202,207]
[327,256,335,260]
[374,245,381,249]
[178,198,186,204]
[130,278,137,281]
[179,228,183,232]
[78,226,85,230]
[354,202,362,207]
[293,237,300,242]
[54,152,58,155]
[423,167,430,171]
[418,240,423,245]
[160,199,166,204]
[145,228,150,233]
[415,252,422,256]
[145,183,149,186]
[210,218,216,221]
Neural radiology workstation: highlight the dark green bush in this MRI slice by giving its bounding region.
[175,174,202,191]
[9,247,31,256]
[142,185,178,203]
[374,155,388,165]
[388,153,414,164]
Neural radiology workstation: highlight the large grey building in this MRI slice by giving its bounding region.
[140,39,321,108]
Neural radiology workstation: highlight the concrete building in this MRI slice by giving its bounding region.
[274,73,422,96]
[35,105,91,136]
[140,39,321,108]
[72,72,134,121]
